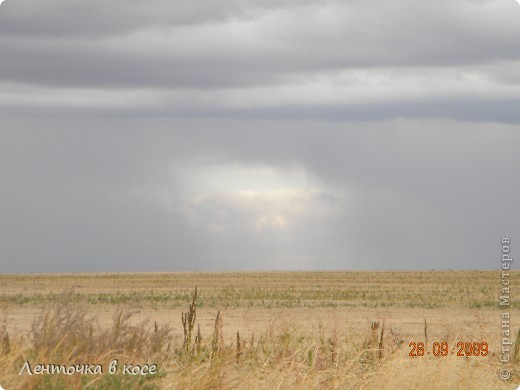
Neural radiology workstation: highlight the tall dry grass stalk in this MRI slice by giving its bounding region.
[328,329,338,368]
[424,318,428,346]
[195,324,202,357]
[1,324,10,355]
[377,321,385,361]
[236,330,242,363]
[182,286,198,357]
[211,310,224,361]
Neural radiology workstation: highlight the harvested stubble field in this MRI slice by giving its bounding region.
[0,270,519,389]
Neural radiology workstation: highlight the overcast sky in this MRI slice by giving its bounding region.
[1,0,519,273]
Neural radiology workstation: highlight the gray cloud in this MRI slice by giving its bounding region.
[1,0,520,90]
[0,1,519,272]
[1,118,518,272]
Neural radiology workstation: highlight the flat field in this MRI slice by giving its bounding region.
[0,271,518,389]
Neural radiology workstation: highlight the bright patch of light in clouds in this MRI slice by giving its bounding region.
[182,187,339,234]
[170,164,340,234]
[181,164,309,196]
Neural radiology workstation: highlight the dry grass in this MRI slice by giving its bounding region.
[0,271,519,389]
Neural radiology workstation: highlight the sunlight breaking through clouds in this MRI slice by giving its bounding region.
[171,164,342,234]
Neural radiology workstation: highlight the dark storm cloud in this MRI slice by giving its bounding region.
[1,0,519,89]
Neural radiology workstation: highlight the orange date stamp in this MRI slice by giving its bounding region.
[408,341,489,357]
